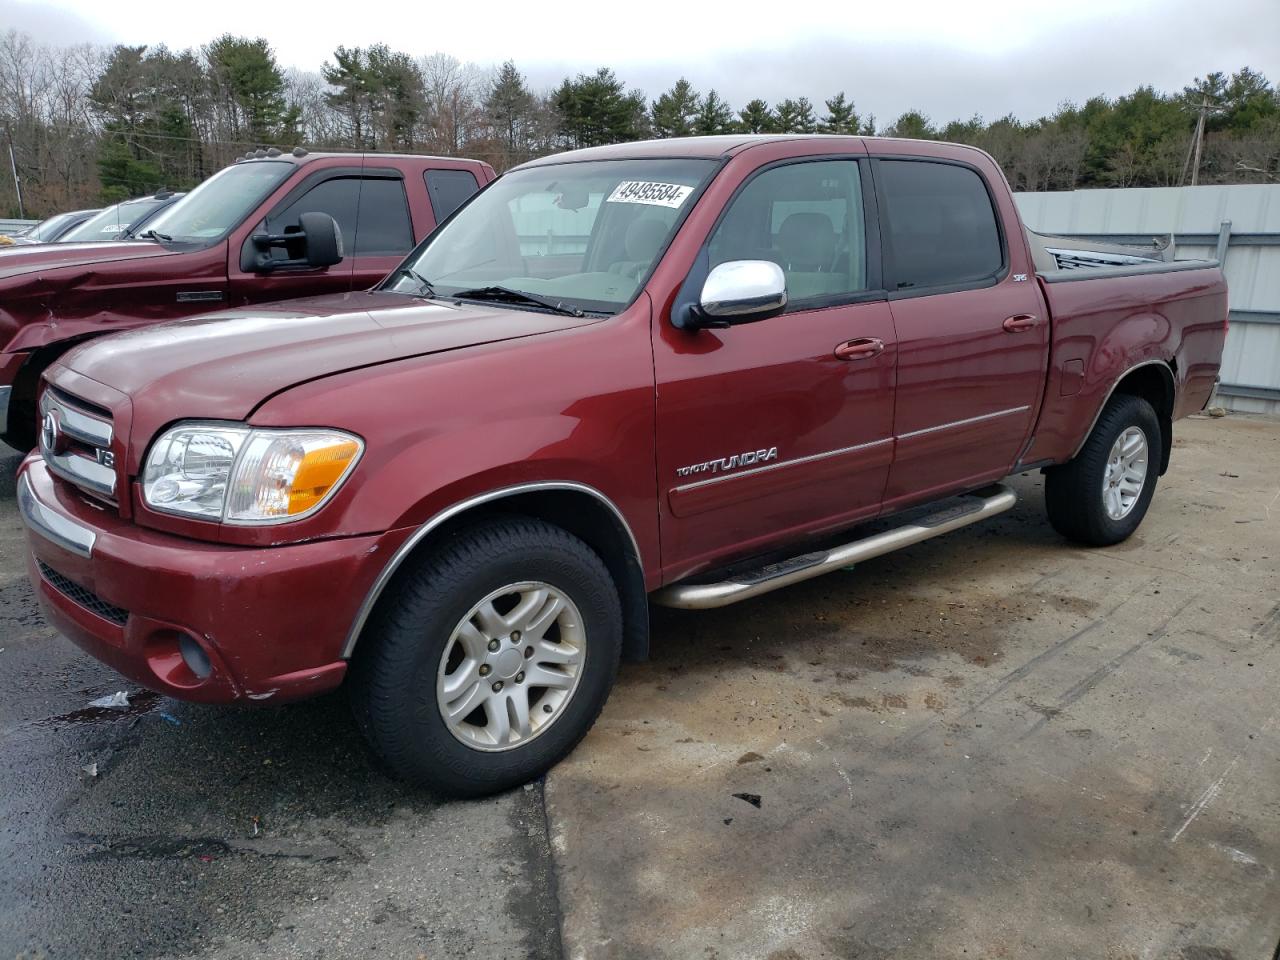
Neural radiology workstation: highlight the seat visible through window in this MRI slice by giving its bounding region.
[609,218,668,279]
[706,159,868,309]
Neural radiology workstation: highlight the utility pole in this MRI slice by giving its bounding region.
[5,127,22,218]
[1190,95,1208,187]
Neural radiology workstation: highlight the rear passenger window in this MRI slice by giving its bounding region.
[707,160,868,307]
[355,178,413,255]
[425,169,480,223]
[878,160,1003,290]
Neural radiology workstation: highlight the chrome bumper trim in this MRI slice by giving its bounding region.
[17,470,97,558]
[44,449,116,498]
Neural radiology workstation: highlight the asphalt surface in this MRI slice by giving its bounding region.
[2,414,1278,959]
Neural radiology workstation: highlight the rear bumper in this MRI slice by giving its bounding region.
[18,458,402,704]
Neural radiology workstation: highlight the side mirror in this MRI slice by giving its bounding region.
[695,260,787,327]
[299,211,343,268]
[248,212,343,272]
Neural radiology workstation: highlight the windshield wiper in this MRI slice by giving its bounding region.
[449,285,584,317]
[387,266,437,298]
[132,228,173,242]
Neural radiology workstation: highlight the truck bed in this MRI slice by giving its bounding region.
[1023,239,1228,467]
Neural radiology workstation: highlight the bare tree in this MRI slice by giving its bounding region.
[419,52,485,156]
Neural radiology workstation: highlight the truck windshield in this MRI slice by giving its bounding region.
[387,158,718,314]
[139,161,294,244]
[61,197,172,242]
[23,211,79,241]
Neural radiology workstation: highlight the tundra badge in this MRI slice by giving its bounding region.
[677,447,779,478]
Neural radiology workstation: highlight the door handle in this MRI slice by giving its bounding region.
[834,337,885,361]
[1002,314,1040,332]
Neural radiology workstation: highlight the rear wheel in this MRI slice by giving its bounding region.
[1045,393,1160,546]
[349,516,622,796]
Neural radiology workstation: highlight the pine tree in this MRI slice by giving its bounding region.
[775,97,817,133]
[695,89,735,135]
[738,99,775,134]
[650,77,701,138]
[205,36,296,146]
[821,92,860,134]
[886,110,936,139]
[365,45,426,150]
[554,68,646,149]
[321,46,374,148]
[485,60,534,166]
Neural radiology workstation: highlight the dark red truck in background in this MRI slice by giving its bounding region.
[0,150,494,449]
[17,135,1227,796]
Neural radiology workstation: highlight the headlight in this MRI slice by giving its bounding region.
[142,423,362,523]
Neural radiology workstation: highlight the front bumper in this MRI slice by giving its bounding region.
[18,458,403,703]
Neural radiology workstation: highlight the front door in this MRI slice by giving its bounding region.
[653,158,897,581]
[228,170,417,307]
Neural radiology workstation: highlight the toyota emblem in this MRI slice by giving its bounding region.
[41,411,61,452]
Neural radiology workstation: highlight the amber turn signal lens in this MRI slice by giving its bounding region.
[288,439,360,514]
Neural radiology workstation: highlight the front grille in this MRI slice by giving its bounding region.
[38,561,129,626]
[39,386,118,502]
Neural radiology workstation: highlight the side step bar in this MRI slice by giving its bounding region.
[652,484,1017,610]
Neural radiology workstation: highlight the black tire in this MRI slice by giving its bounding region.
[349,515,622,797]
[1044,393,1161,546]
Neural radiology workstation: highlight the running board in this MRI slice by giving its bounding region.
[652,484,1018,610]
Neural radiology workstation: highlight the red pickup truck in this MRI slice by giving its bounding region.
[0,150,494,450]
[17,135,1227,796]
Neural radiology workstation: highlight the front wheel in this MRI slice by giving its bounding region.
[1044,393,1161,546]
[349,516,622,797]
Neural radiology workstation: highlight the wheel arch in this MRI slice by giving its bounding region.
[1074,359,1176,475]
[342,482,649,663]
[2,334,99,448]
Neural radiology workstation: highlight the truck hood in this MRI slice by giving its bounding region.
[0,240,179,281]
[55,290,602,429]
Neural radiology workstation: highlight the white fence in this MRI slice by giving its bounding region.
[1015,184,1280,415]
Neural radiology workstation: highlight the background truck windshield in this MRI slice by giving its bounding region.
[60,196,171,242]
[390,158,717,313]
[140,160,293,243]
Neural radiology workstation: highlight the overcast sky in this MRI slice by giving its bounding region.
[5,0,1279,124]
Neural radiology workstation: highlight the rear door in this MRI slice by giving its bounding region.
[872,153,1048,509]
[652,156,898,580]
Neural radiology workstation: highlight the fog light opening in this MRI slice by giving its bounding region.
[179,634,213,679]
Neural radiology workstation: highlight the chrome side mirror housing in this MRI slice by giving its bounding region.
[696,260,787,326]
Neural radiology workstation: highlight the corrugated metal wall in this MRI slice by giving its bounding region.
[1015,184,1280,415]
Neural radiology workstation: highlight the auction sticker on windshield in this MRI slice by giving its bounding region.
[607,181,694,208]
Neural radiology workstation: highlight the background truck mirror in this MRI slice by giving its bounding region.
[248,211,343,272]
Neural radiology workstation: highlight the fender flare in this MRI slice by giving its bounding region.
[340,480,644,660]
[1070,358,1176,460]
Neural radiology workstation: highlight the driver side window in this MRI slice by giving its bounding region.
[266,178,361,256]
[708,160,868,307]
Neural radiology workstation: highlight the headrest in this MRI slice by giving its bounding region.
[625,218,668,261]
[777,212,836,270]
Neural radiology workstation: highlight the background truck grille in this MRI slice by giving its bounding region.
[39,386,118,503]
[38,561,128,626]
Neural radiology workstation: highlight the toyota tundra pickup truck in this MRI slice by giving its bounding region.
[0,150,494,450]
[17,135,1227,796]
